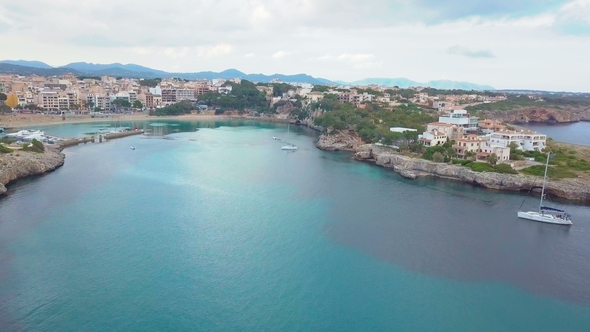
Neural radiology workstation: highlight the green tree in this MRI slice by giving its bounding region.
[133,100,143,109]
[486,153,499,165]
[0,93,7,102]
[432,152,445,163]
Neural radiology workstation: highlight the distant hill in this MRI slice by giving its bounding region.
[61,62,170,77]
[0,63,82,76]
[345,78,494,91]
[0,60,53,69]
[0,60,495,89]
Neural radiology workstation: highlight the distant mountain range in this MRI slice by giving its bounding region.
[0,60,494,90]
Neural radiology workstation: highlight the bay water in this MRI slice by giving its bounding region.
[519,121,590,146]
[1,121,590,331]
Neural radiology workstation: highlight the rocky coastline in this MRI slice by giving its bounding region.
[0,146,66,195]
[316,133,590,202]
[481,106,590,124]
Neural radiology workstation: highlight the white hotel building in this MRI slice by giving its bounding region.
[489,130,547,151]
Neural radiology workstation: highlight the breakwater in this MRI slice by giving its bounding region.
[0,130,143,196]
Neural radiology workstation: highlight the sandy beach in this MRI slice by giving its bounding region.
[0,113,249,130]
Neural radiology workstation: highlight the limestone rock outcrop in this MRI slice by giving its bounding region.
[0,147,65,195]
[352,144,590,202]
[480,106,590,124]
[316,131,363,151]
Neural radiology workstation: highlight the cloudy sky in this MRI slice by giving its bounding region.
[1,0,589,91]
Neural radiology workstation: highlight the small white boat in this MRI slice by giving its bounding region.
[281,124,297,151]
[273,136,279,140]
[130,146,136,150]
[517,152,572,225]
[6,129,44,138]
[23,133,47,142]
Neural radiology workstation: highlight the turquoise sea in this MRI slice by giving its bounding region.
[1,121,590,331]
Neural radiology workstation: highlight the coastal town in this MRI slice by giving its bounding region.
[1,72,589,202]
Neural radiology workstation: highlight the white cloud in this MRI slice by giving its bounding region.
[272,51,291,59]
[196,44,233,57]
[0,0,589,91]
[163,47,189,59]
[131,47,153,55]
[337,54,375,62]
[317,55,335,60]
[353,61,383,69]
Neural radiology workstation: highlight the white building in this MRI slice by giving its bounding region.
[480,143,511,162]
[218,86,233,94]
[438,109,479,131]
[149,86,162,95]
[175,88,195,101]
[40,91,59,111]
[420,130,447,147]
[390,127,417,133]
[489,130,546,151]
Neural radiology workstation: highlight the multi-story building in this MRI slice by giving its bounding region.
[453,134,488,159]
[438,109,479,132]
[426,122,464,141]
[58,96,70,110]
[478,119,506,134]
[144,93,162,108]
[86,94,111,111]
[176,88,195,101]
[40,91,60,111]
[420,130,447,147]
[489,130,546,151]
[195,85,210,96]
[161,89,177,104]
[218,86,233,94]
[478,143,510,162]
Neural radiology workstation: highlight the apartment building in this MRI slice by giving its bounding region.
[478,143,510,162]
[161,89,177,104]
[478,119,506,134]
[40,91,60,111]
[453,134,488,159]
[489,130,546,151]
[426,122,465,141]
[176,88,195,101]
[144,93,162,108]
[438,109,479,131]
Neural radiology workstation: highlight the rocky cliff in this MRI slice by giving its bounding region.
[480,106,590,123]
[315,130,363,151]
[0,147,66,195]
[353,144,590,202]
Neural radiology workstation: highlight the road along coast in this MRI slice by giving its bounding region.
[316,132,590,202]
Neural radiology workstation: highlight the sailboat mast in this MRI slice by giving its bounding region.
[540,152,550,209]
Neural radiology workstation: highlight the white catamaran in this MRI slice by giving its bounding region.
[517,152,572,225]
[281,124,297,151]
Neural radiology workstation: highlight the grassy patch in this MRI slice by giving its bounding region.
[458,161,519,174]
[0,144,13,153]
[452,159,473,166]
[20,139,45,153]
[520,165,577,179]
